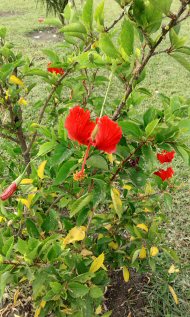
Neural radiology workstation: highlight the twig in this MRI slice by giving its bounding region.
[105,10,125,32]
[110,142,146,182]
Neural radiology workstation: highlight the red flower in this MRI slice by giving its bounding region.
[47,62,64,75]
[64,106,122,180]
[0,182,17,201]
[93,116,122,154]
[65,106,95,146]
[65,106,122,153]
[154,167,174,181]
[157,150,175,164]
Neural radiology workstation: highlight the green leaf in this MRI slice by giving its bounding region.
[41,210,58,233]
[162,247,179,263]
[60,22,87,34]
[120,19,134,56]
[0,272,11,300]
[54,160,77,185]
[2,236,14,258]
[94,0,104,29]
[99,33,120,59]
[170,53,190,72]
[87,155,108,170]
[16,238,28,255]
[89,286,103,298]
[25,69,49,78]
[169,29,186,49]
[132,249,140,264]
[37,141,56,157]
[119,120,142,138]
[72,272,95,283]
[50,281,62,294]
[68,282,89,298]
[176,46,190,56]
[145,119,159,137]
[42,49,60,62]
[26,219,40,238]
[70,193,92,217]
[82,0,93,31]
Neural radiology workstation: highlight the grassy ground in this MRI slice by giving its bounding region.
[0,0,190,316]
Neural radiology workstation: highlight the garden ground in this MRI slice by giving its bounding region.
[0,0,190,316]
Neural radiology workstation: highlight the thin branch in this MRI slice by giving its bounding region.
[110,141,146,182]
[112,0,190,121]
[105,10,125,32]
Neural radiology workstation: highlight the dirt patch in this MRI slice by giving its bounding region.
[26,27,62,42]
[105,270,150,317]
[0,11,22,17]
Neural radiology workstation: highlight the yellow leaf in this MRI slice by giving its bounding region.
[168,285,179,305]
[107,154,114,164]
[37,160,47,179]
[168,264,180,274]
[18,97,27,106]
[136,223,148,232]
[139,246,147,259]
[17,198,30,209]
[13,289,20,305]
[144,207,151,213]
[95,305,102,315]
[80,249,93,257]
[90,253,105,273]
[63,226,86,245]
[130,236,136,241]
[98,233,104,240]
[0,216,6,223]
[123,184,132,190]
[20,178,33,185]
[111,188,123,218]
[145,183,155,195]
[123,266,130,282]
[9,75,24,87]
[104,224,112,231]
[108,241,119,250]
[40,300,46,308]
[34,307,41,317]
[150,246,159,257]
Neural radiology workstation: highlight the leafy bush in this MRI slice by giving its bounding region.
[0,0,190,315]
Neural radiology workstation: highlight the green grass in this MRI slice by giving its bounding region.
[0,0,190,316]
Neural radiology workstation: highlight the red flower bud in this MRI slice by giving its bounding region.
[0,182,17,201]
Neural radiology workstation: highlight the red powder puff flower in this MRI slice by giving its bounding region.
[0,182,17,201]
[47,62,64,75]
[157,150,175,164]
[154,167,174,181]
[64,106,122,180]
[93,116,122,154]
[65,106,95,146]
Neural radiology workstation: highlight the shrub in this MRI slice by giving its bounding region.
[0,0,190,315]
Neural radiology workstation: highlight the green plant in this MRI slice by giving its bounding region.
[36,0,70,24]
[0,0,190,315]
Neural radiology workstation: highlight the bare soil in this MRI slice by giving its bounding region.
[105,270,150,317]
[0,11,22,17]
[26,27,62,42]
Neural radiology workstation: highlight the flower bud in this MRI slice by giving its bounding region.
[0,182,17,201]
